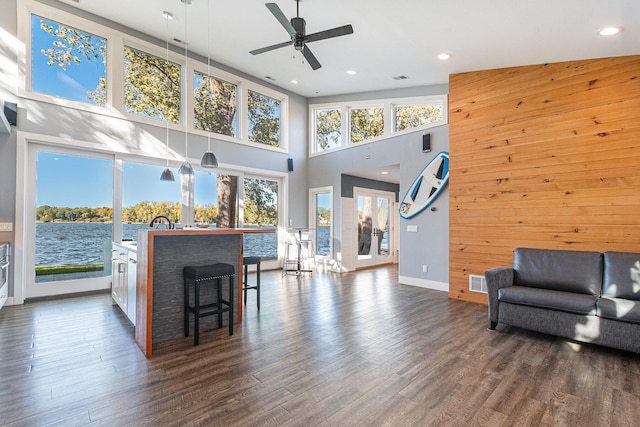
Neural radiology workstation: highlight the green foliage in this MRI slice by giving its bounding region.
[248,90,280,147]
[395,104,443,131]
[194,204,218,224]
[124,47,181,123]
[315,108,341,151]
[350,107,384,143]
[194,73,237,136]
[36,205,112,222]
[316,207,331,225]
[244,178,278,226]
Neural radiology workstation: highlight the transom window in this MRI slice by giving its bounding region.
[31,14,107,106]
[193,71,238,137]
[310,95,447,154]
[123,46,181,124]
[247,90,281,147]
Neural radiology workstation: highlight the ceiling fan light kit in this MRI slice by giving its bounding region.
[250,0,354,70]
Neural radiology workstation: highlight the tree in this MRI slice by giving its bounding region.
[247,90,280,147]
[38,23,282,229]
[38,18,107,106]
[315,109,341,151]
[350,107,384,143]
[194,73,237,136]
[395,105,443,131]
[244,178,278,226]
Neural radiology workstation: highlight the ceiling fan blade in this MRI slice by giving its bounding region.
[302,46,321,70]
[265,3,297,38]
[304,24,354,44]
[250,40,293,55]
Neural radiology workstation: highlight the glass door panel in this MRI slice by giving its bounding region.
[122,161,181,240]
[28,148,114,298]
[355,189,394,268]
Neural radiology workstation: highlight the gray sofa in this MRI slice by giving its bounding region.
[485,248,640,353]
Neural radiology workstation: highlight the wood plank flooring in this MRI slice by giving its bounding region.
[1,266,639,426]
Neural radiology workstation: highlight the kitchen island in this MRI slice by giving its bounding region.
[134,228,274,357]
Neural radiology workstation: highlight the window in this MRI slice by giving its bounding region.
[350,106,384,143]
[248,90,281,147]
[31,15,107,105]
[193,71,237,137]
[123,46,180,123]
[395,103,443,132]
[310,95,448,155]
[313,108,341,152]
[243,177,278,259]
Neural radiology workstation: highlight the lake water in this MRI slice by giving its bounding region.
[35,222,330,266]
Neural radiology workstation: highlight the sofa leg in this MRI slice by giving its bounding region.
[488,321,497,331]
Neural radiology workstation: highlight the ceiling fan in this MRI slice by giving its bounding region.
[250,0,354,70]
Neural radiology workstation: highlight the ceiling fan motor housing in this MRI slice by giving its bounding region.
[291,16,306,50]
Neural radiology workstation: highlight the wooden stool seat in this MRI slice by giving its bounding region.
[242,256,261,310]
[183,263,234,345]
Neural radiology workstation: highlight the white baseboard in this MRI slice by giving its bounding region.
[398,276,449,292]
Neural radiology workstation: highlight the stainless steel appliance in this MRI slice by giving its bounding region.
[0,242,9,310]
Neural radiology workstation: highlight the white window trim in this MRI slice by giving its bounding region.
[308,186,334,262]
[18,0,289,154]
[309,94,448,157]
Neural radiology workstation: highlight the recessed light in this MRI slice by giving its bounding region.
[346,70,357,75]
[291,80,298,84]
[381,171,389,175]
[437,53,451,60]
[599,26,622,36]
[162,11,173,20]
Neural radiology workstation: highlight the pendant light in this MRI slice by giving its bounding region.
[200,0,218,168]
[179,0,194,176]
[160,10,175,181]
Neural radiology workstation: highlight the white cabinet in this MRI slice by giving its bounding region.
[112,245,128,314]
[112,243,136,325]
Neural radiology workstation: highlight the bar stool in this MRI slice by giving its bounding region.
[243,256,261,310]
[183,263,234,346]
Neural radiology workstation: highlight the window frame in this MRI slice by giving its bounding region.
[19,0,289,153]
[309,94,448,156]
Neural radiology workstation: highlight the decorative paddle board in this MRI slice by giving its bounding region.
[399,151,449,219]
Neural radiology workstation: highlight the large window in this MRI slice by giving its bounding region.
[248,90,281,147]
[193,71,237,137]
[27,7,288,151]
[123,46,181,123]
[31,15,107,105]
[310,95,447,154]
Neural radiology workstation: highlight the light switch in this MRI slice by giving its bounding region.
[407,225,418,232]
[0,223,13,232]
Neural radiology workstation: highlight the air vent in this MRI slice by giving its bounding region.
[469,274,487,293]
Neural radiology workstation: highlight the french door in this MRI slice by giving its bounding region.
[354,188,395,269]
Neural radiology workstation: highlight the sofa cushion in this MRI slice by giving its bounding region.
[513,248,603,295]
[498,286,597,315]
[596,297,640,325]
[602,252,640,301]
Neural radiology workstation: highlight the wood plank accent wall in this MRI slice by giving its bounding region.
[448,55,640,304]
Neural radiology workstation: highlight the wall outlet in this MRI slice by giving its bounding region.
[407,225,418,232]
[422,264,428,272]
[0,222,13,232]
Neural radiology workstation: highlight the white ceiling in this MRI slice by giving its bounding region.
[56,0,639,99]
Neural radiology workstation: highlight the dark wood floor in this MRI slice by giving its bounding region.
[1,266,639,426]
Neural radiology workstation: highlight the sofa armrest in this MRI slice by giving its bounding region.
[485,267,514,324]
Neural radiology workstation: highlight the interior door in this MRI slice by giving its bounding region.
[355,189,394,268]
